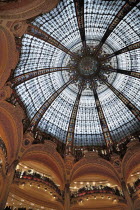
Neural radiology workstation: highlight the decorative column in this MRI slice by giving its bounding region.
[121,179,134,210]
[0,160,19,209]
[64,155,75,210]
[64,183,71,210]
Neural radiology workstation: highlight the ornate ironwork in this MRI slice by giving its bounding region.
[74,0,86,48]
[92,86,114,148]
[65,84,84,155]
[101,78,140,121]
[29,78,75,131]
[101,41,140,61]
[102,67,140,79]
[11,67,72,87]
[94,0,139,55]
[27,24,80,60]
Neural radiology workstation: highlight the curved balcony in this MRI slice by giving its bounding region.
[71,185,125,206]
[71,185,123,198]
[14,171,64,203]
[128,178,140,201]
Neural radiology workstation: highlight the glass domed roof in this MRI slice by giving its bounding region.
[13,0,140,147]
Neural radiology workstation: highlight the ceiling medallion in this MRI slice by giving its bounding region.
[78,56,98,76]
[67,46,112,88]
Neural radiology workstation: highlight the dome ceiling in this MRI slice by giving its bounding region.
[12,0,140,147]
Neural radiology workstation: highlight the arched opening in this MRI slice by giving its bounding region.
[8,148,65,209]
[0,101,23,163]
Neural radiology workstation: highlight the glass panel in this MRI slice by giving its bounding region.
[13,0,140,146]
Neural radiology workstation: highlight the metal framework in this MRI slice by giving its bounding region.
[27,24,80,60]
[65,85,83,155]
[74,0,86,48]
[105,68,140,79]
[93,0,139,55]
[12,67,71,87]
[93,86,114,148]
[13,0,140,147]
[101,78,140,121]
[101,41,140,61]
[29,79,75,131]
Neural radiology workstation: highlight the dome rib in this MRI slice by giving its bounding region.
[12,0,140,148]
[74,0,86,48]
[102,78,140,121]
[29,78,75,131]
[93,0,139,56]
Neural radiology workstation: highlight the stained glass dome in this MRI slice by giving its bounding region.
[12,0,140,148]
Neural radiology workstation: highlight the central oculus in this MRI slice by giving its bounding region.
[78,56,98,76]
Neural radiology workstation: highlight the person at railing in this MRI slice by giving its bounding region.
[131,177,140,193]
[71,185,123,198]
[134,178,140,190]
[127,184,135,196]
[14,170,62,196]
[128,177,140,196]
[4,207,13,210]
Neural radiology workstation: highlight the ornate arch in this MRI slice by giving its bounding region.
[20,142,65,187]
[0,26,18,88]
[0,101,24,163]
[122,141,140,182]
[71,152,121,186]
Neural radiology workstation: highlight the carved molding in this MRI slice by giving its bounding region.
[71,152,121,184]
[10,20,28,37]
[10,186,64,210]
[0,25,19,88]
[0,101,24,164]
[0,86,12,101]
[0,0,60,20]
[20,143,65,183]
[122,142,140,181]
[65,155,75,180]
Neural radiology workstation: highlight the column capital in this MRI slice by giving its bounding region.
[65,154,75,180]
[127,139,140,149]
[0,85,12,101]
[121,178,134,210]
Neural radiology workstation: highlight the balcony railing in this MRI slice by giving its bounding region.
[128,178,140,199]
[71,185,125,206]
[71,185,124,199]
[14,170,64,202]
